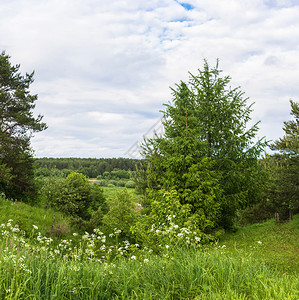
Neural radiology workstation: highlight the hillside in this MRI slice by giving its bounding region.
[0,197,298,299]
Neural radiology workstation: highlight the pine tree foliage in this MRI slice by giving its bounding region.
[0,51,47,200]
[268,100,299,219]
[141,60,267,235]
[272,100,299,155]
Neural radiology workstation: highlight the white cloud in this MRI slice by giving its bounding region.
[0,0,298,157]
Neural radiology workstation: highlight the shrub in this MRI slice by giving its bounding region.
[117,180,127,187]
[43,173,107,223]
[102,190,137,237]
[47,221,70,237]
[125,181,135,188]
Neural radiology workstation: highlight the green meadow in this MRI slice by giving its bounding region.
[0,196,298,300]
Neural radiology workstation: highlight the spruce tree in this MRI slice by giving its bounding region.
[269,100,299,220]
[141,60,267,235]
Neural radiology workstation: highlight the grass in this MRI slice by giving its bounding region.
[0,197,68,238]
[0,196,298,299]
[218,215,299,274]
[0,243,298,299]
[102,186,142,204]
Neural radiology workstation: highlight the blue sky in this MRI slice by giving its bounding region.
[0,0,298,158]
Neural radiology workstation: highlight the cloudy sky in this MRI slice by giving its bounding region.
[1,0,298,158]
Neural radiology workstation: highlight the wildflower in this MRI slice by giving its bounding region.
[165,245,169,249]
[73,233,77,236]
[144,258,149,263]
[257,241,262,244]
[131,255,136,260]
[114,229,122,234]
[32,225,38,230]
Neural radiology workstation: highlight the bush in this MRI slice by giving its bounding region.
[47,221,70,237]
[236,202,274,226]
[117,180,127,187]
[125,181,135,188]
[42,172,107,223]
[102,190,137,237]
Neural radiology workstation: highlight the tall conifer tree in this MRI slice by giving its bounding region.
[141,60,266,233]
[0,52,47,200]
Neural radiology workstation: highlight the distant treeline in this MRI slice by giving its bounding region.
[34,157,142,178]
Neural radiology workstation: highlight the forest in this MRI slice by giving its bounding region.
[0,52,298,299]
[33,157,141,178]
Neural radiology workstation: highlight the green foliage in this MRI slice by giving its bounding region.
[133,190,215,250]
[42,172,107,222]
[125,180,135,188]
[0,52,47,202]
[1,194,298,298]
[236,200,274,225]
[264,100,299,220]
[102,189,137,237]
[141,60,266,236]
[34,157,141,178]
[272,99,299,155]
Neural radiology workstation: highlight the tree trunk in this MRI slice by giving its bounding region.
[275,212,279,224]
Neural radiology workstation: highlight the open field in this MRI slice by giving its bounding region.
[101,185,142,204]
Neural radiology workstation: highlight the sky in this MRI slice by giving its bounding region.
[1,0,298,158]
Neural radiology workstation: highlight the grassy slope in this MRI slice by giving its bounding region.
[218,215,299,275]
[0,198,65,233]
[0,198,298,299]
[1,196,298,275]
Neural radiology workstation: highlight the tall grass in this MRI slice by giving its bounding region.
[219,216,299,274]
[1,198,298,299]
[0,243,298,299]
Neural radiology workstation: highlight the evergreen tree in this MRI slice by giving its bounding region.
[141,60,266,235]
[272,100,299,155]
[269,100,299,220]
[0,51,47,201]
